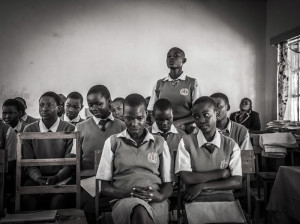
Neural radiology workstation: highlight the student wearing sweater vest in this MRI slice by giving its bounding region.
[70,85,125,223]
[97,94,173,224]
[147,47,201,133]
[175,97,243,224]
[2,99,26,133]
[63,92,85,126]
[22,92,75,211]
[210,93,253,151]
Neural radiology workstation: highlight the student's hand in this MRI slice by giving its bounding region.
[184,184,203,203]
[36,177,46,186]
[46,175,59,185]
[131,186,163,203]
[221,169,231,179]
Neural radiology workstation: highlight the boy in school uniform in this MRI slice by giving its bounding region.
[210,93,253,151]
[175,96,243,224]
[2,99,26,133]
[71,85,125,223]
[63,92,85,125]
[111,97,124,121]
[22,91,75,211]
[15,97,38,125]
[147,47,201,133]
[97,94,173,224]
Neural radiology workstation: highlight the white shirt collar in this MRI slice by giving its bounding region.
[217,118,232,134]
[21,114,28,122]
[117,129,155,143]
[197,129,221,149]
[92,113,114,125]
[163,73,187,81]
[64,114,81,123]
[39,117,60,132]
[14,121,23,132]
[151,122,178,134]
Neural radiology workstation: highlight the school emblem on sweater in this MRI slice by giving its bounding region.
[220,160,228,169]
[180,88,189,96]
[148,152,158,163]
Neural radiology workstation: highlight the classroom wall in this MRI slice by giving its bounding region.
[265,0,300,123]
[0,0,266,124]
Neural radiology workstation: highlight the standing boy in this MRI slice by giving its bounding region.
[111,97,124,121]
[71,85,125,223]
[210,93,253,150]
[2,99,26,133]
[97,94,173,224]
[15,97,38,125]
[22,92,75,211]
[63,92,85,125]
[147,47,201,133]
[175,96,243,224]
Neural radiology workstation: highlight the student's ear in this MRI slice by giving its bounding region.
[182,57,187,64]
[227,104,230,111]
[107,98,112,110]
[80,104,84,111]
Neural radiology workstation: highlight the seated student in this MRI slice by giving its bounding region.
[148,98,185,158]
[15,97,38,125]
[70,85,125,223]
[22,91,75,211]
[63,92,85,125]
[0,120,17,212]
[111,97,124,121]
[175,96,243,224]
[210,93,253,150]
[2,99,26,133]
[230,97,261,131]
[147,47,201,133]
[96,94,173,224]
[57,93,67,118]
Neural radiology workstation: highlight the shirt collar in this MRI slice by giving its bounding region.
[39,117,60,132]
[21,114,28,122]
[163,73,187,81]
[14,121,23,132]
[64,114,81,123]
[92,113,114,125]
[151,122,178,134]
[117,128,155,143]
[217,118,232,134]
[197,130,221,149]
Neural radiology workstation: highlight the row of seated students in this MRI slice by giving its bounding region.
[0,84,254,224]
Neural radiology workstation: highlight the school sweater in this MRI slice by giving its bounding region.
[155,76,196,120]
[76,117,125,177]
[22,120,75,182]
[0,121,10,149]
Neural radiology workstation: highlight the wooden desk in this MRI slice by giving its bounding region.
[55,209,87,224]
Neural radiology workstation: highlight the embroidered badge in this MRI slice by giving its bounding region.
[148,152,158,163]
[220,160,228,169]
[180,88,189,96]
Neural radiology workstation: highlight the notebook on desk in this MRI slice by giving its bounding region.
[0,210,57,223]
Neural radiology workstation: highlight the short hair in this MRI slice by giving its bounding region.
[124,94,146,110]
[112,97,124,104]
[39,91,61,106]
[210,92,229,105]
[67,92,83,104]
[169,47,185,57]
[241,97,252,109]
[193,96,217,110]
[15,97,26,106]
[3,99,24,112]
[153,99,172,113]
[87,85,110,100]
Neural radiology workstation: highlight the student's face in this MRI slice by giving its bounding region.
[65,98,83,120]
[154,108,173,133]
[124,104,147,138]
[111,101,124,121]
[166,48,186,69]
[240,99,251,111]
[192,102,217,136]
[211,97,229,121]
[87,93,111,119]
[2,106,20,127]
[39,96,59,121]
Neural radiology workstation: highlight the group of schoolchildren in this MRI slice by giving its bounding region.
[0,47,258,224]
